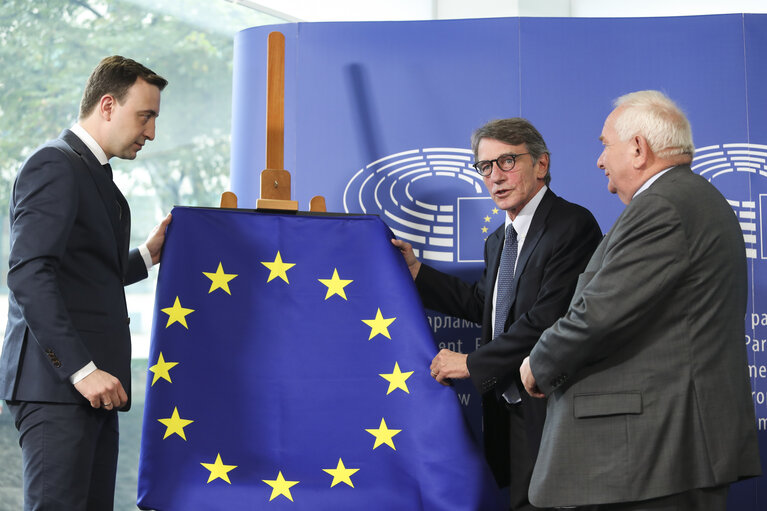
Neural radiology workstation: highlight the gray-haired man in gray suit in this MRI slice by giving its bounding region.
[520,90,761,510]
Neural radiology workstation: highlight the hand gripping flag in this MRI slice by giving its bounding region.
[137,207,502,510]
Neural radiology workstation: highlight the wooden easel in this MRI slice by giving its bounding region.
[220,31,326,213]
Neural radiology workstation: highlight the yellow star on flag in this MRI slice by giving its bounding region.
[365,418,401,450]
[484,215,491,222]
[157,407,194,440]
[261,251,295,283]
[263,471,299,501]
[318,268,353,300]
[362,308,396,340]
[161,297,194,329]
[149,352,178,386]
[323,458,360,488]
[481,226,488,233]
[379,362,414,395]
[492,207,499,214]
[203,262,238,295]
[200,453,237,484]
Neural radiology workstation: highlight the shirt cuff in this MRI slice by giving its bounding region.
[69,361,97,385]
[138,243,153,270]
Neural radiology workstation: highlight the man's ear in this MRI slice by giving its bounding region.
[99,94,115,121]
[633,135,651,168]
[535,152,550,178]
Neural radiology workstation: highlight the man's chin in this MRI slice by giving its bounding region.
[118,151,138,160]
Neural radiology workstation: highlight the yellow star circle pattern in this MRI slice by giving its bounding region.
[150,238,427,503]
[263,471,300,501]
[379,362,414,395]
[261,251,296,283]
[322,458,360,488]
[200,453,237,484]
[365,418,401,450]
[318,268,353,300]
[161,297,194,329]
[361,308,396,340]
[158,407,194,440]
[149,352,178,386]
[203,262,238,295]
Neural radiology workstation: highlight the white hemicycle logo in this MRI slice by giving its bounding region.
[693,143,767,259]
[343,148,503,264]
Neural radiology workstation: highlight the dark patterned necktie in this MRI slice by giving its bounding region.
[104,163,130,274]
[104,163,122,220]
[494,223,521,403]
[494,223,518,338]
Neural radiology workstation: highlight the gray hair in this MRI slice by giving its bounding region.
[613,90,694,159]
[471,118,551,186]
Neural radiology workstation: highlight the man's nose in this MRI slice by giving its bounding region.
[145,119,156,141]
[489,161,506,180]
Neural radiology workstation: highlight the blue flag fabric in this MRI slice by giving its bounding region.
[137,207,501,510]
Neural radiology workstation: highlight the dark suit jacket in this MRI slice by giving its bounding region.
[529,167,761,507]
[415,188,602,485]
[0,129,148,410]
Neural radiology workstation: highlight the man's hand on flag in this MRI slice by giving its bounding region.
[430,348,469,386]
[391,238,421,280]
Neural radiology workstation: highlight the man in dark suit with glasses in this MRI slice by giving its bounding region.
[393,118,602,510]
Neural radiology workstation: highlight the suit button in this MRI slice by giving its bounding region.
[126,317,131,325]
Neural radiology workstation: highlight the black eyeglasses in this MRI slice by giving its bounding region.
[472,152,531,176]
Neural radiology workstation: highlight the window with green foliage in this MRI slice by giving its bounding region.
[0,0,285,353]
[0,2,285,508]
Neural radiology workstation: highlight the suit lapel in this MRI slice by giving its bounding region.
[60,130,125,273]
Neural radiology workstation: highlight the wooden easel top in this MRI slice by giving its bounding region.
[221,31,325,213]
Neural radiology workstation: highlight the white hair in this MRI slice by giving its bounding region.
[613,90,694,158]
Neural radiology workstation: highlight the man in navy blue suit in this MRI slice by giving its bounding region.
[393,118,602,510]
[0,56,172,510]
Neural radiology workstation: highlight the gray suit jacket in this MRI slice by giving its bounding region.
[528,166,761,507]
[0,130,147,410]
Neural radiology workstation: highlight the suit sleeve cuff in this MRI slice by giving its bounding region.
[69,361,97,385]
[138,243,153,270]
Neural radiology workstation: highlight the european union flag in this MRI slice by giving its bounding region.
[137,207,501,510]
[457,197,504,263]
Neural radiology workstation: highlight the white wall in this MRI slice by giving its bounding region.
[236,0,767,22]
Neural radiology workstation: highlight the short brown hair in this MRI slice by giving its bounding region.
[79,55,168,119]
[471,118,551,186]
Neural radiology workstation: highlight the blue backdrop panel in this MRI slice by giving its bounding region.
[292,19,521,211]
[519,15,749,227]
[231,14,767,509]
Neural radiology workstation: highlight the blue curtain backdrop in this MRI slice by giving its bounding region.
[230,15,767,508]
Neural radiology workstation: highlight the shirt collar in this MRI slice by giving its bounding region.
[70,123,109,166]
[633,167,673,199]
[505,185,548,239]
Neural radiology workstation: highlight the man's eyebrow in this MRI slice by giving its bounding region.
[140,109,159,117]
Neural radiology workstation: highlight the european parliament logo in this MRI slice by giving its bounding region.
[693,143,767,260]
[343,148,503,264]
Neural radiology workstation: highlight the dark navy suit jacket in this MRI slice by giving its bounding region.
[0,129,147,410]
[415,188,602,485]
